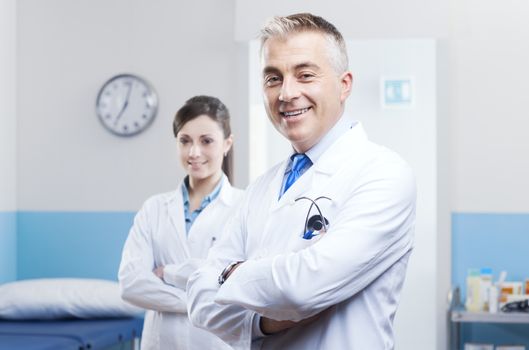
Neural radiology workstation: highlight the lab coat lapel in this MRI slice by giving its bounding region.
[307,123,370,201]
[187,175,232,241]
[268,160,292,212]
[167,180,190,257]
[315,122,369,173]
[279,123,370,205]
[215,174,238,207]
[277,166,315,204]
[269,123,369,210]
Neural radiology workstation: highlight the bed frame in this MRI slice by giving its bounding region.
[0,317,143,350]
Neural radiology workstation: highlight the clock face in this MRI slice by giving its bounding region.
[96,74,158,137]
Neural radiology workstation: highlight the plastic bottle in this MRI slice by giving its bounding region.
[466,268,482,312]
[480,267,493,312]
[489,284,498,313]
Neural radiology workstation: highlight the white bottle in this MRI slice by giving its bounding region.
[489,284,499,313]
[466,268,482,312]
[480,267,493,312]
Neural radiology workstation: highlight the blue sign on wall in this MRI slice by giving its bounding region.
[382,78,413,108]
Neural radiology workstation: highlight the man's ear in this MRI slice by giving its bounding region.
[340,71,353,102]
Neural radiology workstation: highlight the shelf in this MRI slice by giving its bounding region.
[451,311,529,324]
[449,288,529,348]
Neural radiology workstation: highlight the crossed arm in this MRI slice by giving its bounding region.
[221,262,318,335]
[187,162,416,344]
[118,201,191,313]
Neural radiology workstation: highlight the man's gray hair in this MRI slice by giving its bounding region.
[259,13,349,74]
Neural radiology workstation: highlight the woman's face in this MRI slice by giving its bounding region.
[176,114,232,183]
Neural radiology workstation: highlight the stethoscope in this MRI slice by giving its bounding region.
[295,196,331,240]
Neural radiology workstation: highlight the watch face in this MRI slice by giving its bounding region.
[96,74,158,137]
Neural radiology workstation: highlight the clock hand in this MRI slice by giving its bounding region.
[114,82,133,127]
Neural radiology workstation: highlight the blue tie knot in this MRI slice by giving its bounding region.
[291,153,310,173]
[281,153,311,198]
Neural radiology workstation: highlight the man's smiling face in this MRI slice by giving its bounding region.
[261,30,352,153]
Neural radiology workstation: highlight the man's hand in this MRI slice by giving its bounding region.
[260,312,322,335]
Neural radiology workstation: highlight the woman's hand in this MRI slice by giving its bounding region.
[153,266,165,280]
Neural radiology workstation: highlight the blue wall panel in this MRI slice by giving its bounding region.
[452,213,529,295]
[0,211,16,283]
[17,211,135,281]
[452,212,529,348]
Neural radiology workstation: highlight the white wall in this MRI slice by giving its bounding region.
[0,0,17,283]
[436,38,452,350]
[447,0,529,213]
[17,0,241,211]
[0,0,17,211]
[346,39,438,349]
[234,0,448,41]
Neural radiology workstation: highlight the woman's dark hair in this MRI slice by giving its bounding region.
[173,95,234,183]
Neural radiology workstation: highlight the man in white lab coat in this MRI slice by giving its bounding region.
[187,13,416,349]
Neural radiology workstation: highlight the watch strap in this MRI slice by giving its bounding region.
[218,261,243,285]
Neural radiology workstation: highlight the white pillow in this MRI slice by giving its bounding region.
[0,278,143,320]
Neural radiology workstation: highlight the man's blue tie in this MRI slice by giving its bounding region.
[280,153,312,198]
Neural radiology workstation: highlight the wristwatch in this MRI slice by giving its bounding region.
[218,261,243,285]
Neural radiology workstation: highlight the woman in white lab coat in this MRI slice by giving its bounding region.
[118,95,243,350]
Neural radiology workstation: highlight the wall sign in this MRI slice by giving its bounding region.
[381,77,414,109]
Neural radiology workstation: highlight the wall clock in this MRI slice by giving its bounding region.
[96,73,158,136]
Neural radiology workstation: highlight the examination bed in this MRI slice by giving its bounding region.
[0,317,144,350]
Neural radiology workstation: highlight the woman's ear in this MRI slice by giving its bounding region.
[224,134,234,154]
